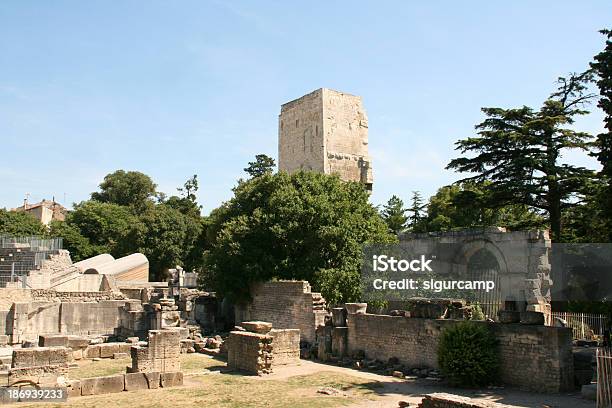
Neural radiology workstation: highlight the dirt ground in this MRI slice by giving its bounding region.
[15,355,594,408]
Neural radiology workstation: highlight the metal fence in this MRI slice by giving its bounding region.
[0,235,63,288]
[597,348,612,408]
[0,235,62,251]
[552,312,609,340]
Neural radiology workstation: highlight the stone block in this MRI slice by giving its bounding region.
[241,321,273,334]
[124,372,149,391]
[99,343,121,358]
[520,311,544,325]
[84,345,101,359]
[48,347,72,365]
[498,310,521,324]
[0,335,9,346]
[72,349,83,360]
[113,352,128,359]
[67,336,90,349]
[331,327,348,358]
[66,380,81,398]
[345,303,367,315]
[12,349,35,368]
[81,375,125,395]
[159,371,183,387]
[39,335,68,347]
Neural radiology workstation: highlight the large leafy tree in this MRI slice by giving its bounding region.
[380,195,408,234]
[0,209,45,236]
[205,171,395,304]
[164,175,202,219]
[48,220,100,262]
[68,200,142,257]
[137,204,202,281]
[420,183,543,232]
[244,154,276,178]
[591,29,612,241]
[447,72,596,241]
[91,170,157,212]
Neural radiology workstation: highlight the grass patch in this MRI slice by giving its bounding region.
[22,371,382,408]
[67,354,223,380]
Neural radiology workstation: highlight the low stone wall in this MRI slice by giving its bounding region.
[417,394,512,408]
[346,314,573,393]
[12,347,72,368]
[235,281,326,344]
[67,371,183,397]
[128,329,181,373]
[5,300,127,343]
[227,331,273,375]
[270,329,300,366]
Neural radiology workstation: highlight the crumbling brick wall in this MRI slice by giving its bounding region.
[346,314,573,393]
[227,331,273,375]
[235,281,326,344]
[128,329,181,373]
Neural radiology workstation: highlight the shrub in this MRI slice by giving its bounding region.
[470,303,485,321]
[438,322,499,387]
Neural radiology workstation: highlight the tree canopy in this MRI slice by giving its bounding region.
[380,195,408,234]
[204,171,395,304]
[244,154,276,178]
[0,209,46,236]
[91,170,157,212]
[447,72,597,241]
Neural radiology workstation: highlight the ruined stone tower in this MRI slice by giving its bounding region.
[278,88,373,191]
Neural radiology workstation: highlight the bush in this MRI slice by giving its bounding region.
[438,322,499,387]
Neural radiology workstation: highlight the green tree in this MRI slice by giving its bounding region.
[0,209,45,236]
[407,191,427,231]
[137,204,202,281]
[68,200,142,257]
[165,175,202,219]
[205,171,395,304]
[91,170,157,212]
[591,29,612,241]
[421,183,543,232]
[244,154,276,178]
[447,72,597,241]
[48,220,100,262]
[380,195,408,234]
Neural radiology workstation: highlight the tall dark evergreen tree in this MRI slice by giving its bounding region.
[447,72,597,241]
[380,195,408,235]
[407,191,427,230]
[591,29,612,241]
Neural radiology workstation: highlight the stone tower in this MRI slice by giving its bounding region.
[278,88,373,191]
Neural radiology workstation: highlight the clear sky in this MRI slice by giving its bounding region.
[1,1,611,214]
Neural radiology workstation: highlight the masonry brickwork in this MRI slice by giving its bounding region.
[346,314,574,393]
[128,329,181,373]
[279,88,373,191]
[227,331,273,375]
[235,281,326,344]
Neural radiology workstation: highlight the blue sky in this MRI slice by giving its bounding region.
[1,1,611,214]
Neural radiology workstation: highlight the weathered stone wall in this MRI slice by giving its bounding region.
[5,300,126,342]
[12,347,72,368]
[227,331,273,375]
[346,314,573,393]
[128,329,181,373]
[278,88,373,190]
[235,281,326,344]
[270,329,300,366]
[279,89,325,174]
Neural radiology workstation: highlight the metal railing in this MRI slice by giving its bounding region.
[0,235,62,251]
[597,348,612,408]
[552,312,609,340]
